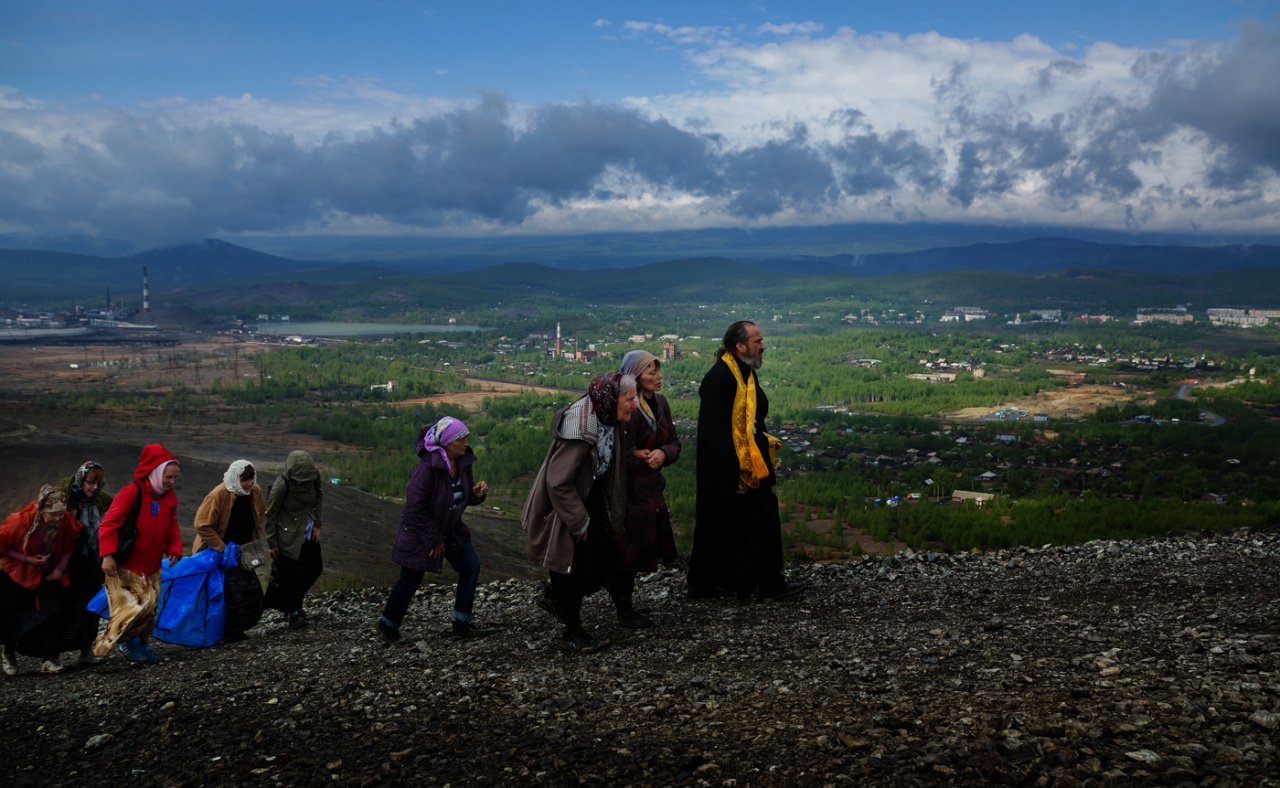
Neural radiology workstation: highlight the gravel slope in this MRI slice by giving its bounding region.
[3,529,1279,786]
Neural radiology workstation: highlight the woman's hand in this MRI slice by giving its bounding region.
[472,480,488,497]
[646,449,666,470]
[48,567,63,582]
[101,555,118,578]
[429,544,445,560]
[26,553,50,567]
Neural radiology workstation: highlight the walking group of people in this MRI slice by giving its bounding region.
[1,319,797,669]
[378,320,802,654]
[0,447,326,675]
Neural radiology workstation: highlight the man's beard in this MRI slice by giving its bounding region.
[741,349,763,370]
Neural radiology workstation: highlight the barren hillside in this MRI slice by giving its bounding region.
[1,529,1278,786]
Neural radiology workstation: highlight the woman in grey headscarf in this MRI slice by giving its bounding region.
[610,350,681,628]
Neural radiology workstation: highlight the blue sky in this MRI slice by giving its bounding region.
[2,1,1279,247]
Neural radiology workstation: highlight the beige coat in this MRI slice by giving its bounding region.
[192,483,266,553]
[522,397,626,575]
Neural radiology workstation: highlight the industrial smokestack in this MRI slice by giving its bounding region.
[142,266,150,314]
[106,286,110,311]
[556,322,561,358]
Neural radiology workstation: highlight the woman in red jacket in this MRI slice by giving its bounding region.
[0,486,82,675]
[94,444,184,663]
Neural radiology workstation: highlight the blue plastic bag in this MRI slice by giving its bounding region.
[87,544,238,647]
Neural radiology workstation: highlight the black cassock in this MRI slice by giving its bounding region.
[687,354,786,598]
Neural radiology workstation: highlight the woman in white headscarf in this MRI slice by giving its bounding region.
[192,460,266,555]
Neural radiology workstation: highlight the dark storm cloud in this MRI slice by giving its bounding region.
[6,95,925,243]
[830,129,944,196]
[720,127,837,217]
[1144,21,1280,186]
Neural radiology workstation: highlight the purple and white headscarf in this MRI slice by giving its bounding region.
[422,416,470,462]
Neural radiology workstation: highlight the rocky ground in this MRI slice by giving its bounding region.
[3,529,1280,787]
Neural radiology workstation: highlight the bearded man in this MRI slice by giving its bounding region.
[687,321,804,601]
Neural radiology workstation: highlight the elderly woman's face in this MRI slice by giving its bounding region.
[616,387,639,423]
[446,435,470,461]
[40,509,62,526]
[638,362,663,394]
[161,464,181,492]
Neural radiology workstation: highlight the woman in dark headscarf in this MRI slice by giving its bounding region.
[61,461,112,665]
[609,350,680,628]
[377,416,495,643]
[522,372,638,653]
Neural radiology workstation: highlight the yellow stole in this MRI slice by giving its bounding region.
[722,355,780,493]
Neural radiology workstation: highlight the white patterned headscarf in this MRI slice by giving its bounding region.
[223,460,255,496]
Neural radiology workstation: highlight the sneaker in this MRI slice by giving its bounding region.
[617,609,654,629]
[2,648,17,676]
[288,611,307,630]
[375,619,401,644]
[119,639,147,663]
[536,585,567,624]
[139,643,162,664]
[561,629,609,654]
[451,620,497,639]
[40,659,64,674]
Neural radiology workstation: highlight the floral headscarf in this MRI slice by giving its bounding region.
[588,372,625,427]
[422,416,470,462]
[37,485,68,513]
[223,460,255,496]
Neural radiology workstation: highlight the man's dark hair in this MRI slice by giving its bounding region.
[717,320,756,359]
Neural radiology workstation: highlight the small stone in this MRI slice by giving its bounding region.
[1126,749,1163,766]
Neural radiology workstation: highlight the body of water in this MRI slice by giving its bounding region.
[256,322,485,336]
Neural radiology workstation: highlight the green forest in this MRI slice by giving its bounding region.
[136,314,1279,560]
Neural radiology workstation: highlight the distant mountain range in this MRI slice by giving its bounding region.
[2,233,1279,309]
[755,237,1280,276]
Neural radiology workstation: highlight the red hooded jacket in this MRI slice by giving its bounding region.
[0,503,82,589]
[98,444,184,575]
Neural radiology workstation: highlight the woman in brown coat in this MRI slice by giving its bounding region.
[522,372,638,653]
[192,460,266,555]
